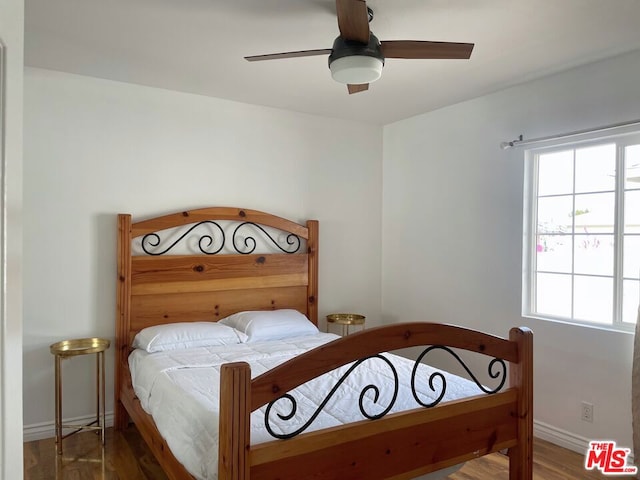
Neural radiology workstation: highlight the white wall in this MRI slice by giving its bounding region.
[0,0,24,477]
[22,68,382,436]
[382,49,640,452]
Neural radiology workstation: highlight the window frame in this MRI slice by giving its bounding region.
[522,127,640,333]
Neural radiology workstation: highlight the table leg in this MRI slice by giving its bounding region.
[95,352,99,430]
[100,350,106,445]
[54,354,62,455]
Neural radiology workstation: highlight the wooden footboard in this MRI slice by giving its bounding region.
[219,323,533,480]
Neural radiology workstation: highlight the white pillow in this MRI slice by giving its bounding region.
[219,309,318,343]
[132,322,247,353]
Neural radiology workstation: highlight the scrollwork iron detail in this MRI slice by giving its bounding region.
[232,222,301,254]
[264,346,507,440]
[141,221,225,256]
[410,345,507,408]
[264,354,398,439]
[140,220,301,255]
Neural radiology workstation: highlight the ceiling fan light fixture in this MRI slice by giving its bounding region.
[245,4,475,95]
[329,55,383,84]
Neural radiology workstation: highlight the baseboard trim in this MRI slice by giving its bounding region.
[533,419,590,454]
[23,412,114,443]
[534,420,635,464]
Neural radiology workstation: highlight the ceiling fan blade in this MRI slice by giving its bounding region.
[245,48,332,62]
[347,83,369,94]
[380,41,474,60]
[336,0,370,44]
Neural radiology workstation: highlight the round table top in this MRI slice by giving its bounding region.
[326,313,365,325]
[50,337,111,356]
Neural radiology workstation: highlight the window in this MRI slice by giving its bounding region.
[523,130,640,331]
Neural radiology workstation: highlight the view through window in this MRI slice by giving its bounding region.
[524,132,640,330]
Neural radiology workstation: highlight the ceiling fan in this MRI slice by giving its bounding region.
[245,0,474,94]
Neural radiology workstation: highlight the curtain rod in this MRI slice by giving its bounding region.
[500,118,640,150]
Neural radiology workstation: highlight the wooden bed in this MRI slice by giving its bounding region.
[114,206,533,480]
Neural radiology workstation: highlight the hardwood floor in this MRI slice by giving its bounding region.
[24,427,635,479]
[24,426,168,480]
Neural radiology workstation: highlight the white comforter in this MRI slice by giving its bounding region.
[129,333,479,480]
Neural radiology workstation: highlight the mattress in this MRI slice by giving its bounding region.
[129,332,480,480]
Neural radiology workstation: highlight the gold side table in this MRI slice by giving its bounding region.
[326,313,366,336]
[50,337,110,455]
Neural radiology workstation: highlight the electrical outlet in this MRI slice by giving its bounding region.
[581,401,594,423]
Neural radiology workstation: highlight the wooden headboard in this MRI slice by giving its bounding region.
[115,207,318,412]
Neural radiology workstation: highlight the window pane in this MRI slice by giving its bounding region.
[538,150,573,196]
[538,196,572,234]
[626,190,640,234]
[527,134,640,330]
[536,234,572,273]
[626,145,640,190]
[573,275,613,324]
[574,234,613,276]
[575,144,616,193]
[536,273,571,318]
[624,236,640,279]
[623,280,639,324]
[574,192,615,234]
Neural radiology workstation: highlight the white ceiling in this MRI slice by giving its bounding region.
[24,0,640,125]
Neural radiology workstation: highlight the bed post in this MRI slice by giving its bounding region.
[114,214,132,431]
[219,362,251,480]
[508,327,533,479]
[306,220,319,326]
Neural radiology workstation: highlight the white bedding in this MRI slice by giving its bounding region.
[129,332,479,480]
